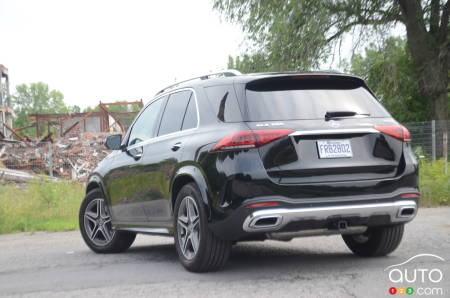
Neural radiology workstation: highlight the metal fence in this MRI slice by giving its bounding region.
[404,120,449,161]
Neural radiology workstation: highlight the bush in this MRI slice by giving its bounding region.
[419,160,450,206]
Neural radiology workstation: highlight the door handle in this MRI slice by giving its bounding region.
[128,146,143,160]
[171,142,182,152]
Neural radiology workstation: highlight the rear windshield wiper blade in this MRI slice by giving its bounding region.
[325,111,370,120]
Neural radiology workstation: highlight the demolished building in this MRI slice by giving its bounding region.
[0,64,13,139]
[26,100,143,138]
[0,75,144,180]
[0,64,144,181]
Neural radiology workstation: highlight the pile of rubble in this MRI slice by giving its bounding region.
[0,133,112,181]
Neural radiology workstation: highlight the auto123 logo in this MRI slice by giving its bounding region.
[384,254,445,296]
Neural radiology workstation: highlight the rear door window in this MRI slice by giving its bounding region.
[204,85,242,122]
[181,94,198,130]
[158,90,192,136]
[245,77,390,121]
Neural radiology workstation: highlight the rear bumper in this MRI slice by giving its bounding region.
[209,196,419,241]
[242,199,417,233]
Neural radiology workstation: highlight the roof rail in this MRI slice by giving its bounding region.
[156,69,242,95]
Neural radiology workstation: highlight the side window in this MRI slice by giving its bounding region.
[204,85,242,122]
[128,97,164,146]
[158,91,192,136]
[181,94,198,130]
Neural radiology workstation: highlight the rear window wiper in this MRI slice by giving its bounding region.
[325,111,370,120]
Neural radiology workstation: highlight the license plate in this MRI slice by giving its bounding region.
[317,140,353,159]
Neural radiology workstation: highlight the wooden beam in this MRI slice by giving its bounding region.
[15,123,36,132]
[109,111,139,115]
[61,110,97,136]
[102,101,142,106]
[98,103,125,132]
[36,114,40,137]
[2,122,27,142]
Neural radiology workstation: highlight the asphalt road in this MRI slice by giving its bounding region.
[1,207,449,298]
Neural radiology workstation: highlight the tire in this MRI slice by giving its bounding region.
[79,188,136,253]
[174,183,231,272]
[342,224,404,257]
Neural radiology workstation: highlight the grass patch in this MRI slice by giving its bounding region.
[419,160,450,207]
[0,181,84,234]
[0,160,448,234]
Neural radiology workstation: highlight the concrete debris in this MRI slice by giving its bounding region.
[0,132,112,181]
[0,167,37,183]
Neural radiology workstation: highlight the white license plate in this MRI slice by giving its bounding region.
[317,140,353,159]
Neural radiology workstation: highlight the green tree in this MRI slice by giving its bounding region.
[70,105,81,113]
[349,37,429,122]
[227,54,271,73]
[12,82,68,137]
[213,0,450,122]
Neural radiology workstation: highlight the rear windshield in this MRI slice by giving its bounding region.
[245,78,390,121]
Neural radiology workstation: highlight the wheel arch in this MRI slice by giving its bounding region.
[86,174,108,202]
[170,165,211,218]
[86,181,101,193]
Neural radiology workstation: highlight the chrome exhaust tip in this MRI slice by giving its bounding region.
[245,214,283,231]
[397,206,416,218]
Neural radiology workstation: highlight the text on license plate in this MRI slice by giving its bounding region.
[317,140,353,159]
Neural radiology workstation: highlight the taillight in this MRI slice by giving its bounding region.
[374,125,411,142]
[211,129,294,152]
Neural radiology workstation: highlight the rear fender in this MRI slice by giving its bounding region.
[170,165,212,219]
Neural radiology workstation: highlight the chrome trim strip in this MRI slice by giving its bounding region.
[117,227,172,235]
[126,87,200,150]
[267,226,368,240]
[243,200,417,232]
[289,128,378,136]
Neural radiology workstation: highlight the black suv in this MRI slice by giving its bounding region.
[79,71,419,272]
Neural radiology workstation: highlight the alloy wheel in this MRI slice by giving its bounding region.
[83,198,115,246]
[177,196,201,260]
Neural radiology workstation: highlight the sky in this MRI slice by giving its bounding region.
[0,0,244,108]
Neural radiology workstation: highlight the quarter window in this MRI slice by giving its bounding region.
[204,85,242,122]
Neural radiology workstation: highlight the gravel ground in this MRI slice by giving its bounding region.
[0,207,449,298]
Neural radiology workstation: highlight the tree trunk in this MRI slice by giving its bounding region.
[398,0,449,158]
[398,0,449,121]
[430,87,449,159]
[431,88,449,123]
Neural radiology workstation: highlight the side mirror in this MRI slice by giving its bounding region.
[105,134,122,150]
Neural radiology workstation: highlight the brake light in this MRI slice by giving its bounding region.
[211,129,294,152]
[374,125,411,142]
